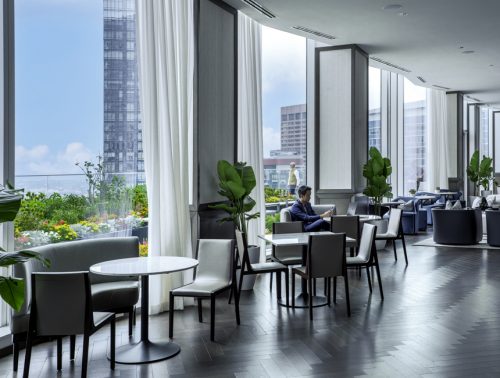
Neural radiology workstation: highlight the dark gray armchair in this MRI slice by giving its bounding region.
[432,208,482,245]
[11,237,139,371]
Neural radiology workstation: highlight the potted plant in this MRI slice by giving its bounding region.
[0,185,49,311]
[210,160,260,290]
[467,150,497,200]
[363,147,393,216]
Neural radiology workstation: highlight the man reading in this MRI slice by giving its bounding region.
[290,185,333,232]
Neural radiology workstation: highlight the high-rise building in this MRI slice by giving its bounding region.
[280,104,307,157]
[103,0,144,185]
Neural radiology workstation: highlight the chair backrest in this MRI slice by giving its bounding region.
[272,222,303,261]
[306,233,345,279]
[30,272,92,337]
[235,230,251,271]
[195,239,235,285]
[356,223,377,263]
[387,208,403,235]
[330,215,359,244]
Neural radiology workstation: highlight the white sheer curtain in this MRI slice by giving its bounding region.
[426,88,449,190]
[237,13,265,260]
[135,0,194,314]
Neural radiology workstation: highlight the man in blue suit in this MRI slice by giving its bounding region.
[290,185,333,232]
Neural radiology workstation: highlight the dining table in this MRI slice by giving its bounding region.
[259,231,356,308]
[90,256,198,364]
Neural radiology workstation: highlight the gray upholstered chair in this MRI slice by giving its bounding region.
[432,208,482,245]
[280,204,337,222]
[486,210,500,246]
[291,233,350,320]
[235,230,289,306]
[269,221,304,291]
[346,223,383,300]
[375,208,408,265]
[330,215,360,256]
[11,237,139,371]
[23,272,115,378]
[169,239,240,341]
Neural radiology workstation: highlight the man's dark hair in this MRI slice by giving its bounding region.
[297,185,312,197]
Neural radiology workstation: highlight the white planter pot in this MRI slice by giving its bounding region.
[236,245,260,291]
[481,190,492,197]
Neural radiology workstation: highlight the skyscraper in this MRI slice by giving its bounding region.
[280,104,307,157]
[103,0,144,185]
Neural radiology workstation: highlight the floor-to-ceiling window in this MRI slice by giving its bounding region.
[479,106,490,158]
[261,26,306,230]
[14,0,148,250]
[403,78,427,194]
[368,67,382,151]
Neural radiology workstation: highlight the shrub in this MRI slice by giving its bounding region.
[132,184,148,217]
[14,192,47,232]
[139,241,148,257]
[265,213,280,234]
[51,222,78,241]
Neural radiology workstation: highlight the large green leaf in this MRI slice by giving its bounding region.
[0,250,51,268]
[237,163,257,196]
[0,276,24,312]
[0,191,22,223]
[217,160,242,186]
[209,203,237,214]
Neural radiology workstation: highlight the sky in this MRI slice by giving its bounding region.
[15,0,103,175]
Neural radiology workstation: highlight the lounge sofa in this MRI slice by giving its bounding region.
[432,208,482,245]
[11,237,140,371]
[391,196,426,234]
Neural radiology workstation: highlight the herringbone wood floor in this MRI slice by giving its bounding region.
[2,232,500,377]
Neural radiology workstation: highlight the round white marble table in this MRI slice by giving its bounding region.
[90,256,198,364]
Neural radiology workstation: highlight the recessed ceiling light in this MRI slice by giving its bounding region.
[398,12,408,16]
[382,4,403,11]
[462,50,475,54]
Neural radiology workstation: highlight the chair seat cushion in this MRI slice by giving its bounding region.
[376,231,397,239]
[346,256,368,265]
[251,261,286,272]
[172,279,230,296]
[91,281,139,312]
[273,256,302,265]
[93,311,114,328]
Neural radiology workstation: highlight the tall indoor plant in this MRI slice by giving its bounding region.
[0,186,49,311]
[210,160,260,234]
[467,150,497,196]
[363,147,393,216]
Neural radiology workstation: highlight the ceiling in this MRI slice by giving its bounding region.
[224,0,500,107]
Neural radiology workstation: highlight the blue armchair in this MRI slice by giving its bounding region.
[389,196,425,234]
[415,191,443,225]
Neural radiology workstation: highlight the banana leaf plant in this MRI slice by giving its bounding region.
[467,150,497,196]
[0,186,50,311]
[209,160,260,235]
[363,147,393,216]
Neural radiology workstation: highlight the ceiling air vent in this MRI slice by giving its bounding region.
[417,76,426,83]
[241,0,276,18]
[370,57,411,73]
[433,84,451,90]
[291,26,336,40]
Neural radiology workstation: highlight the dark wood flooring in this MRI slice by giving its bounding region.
[2,232,500,377]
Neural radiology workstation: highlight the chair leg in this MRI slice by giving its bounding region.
[70,335,76,360]
[210,296,216,341]
[12,335,19,372]
[228,285,233,304]
[392,239,398,261]
[276,271,282,300]
[308,278,313,320]
[81,333,90,378]
[374,255,384,300]
[133,306,137,326]
[270,272,273,291]
[57,337,62,371]
[366,266,373,293]
[333,276,337,303]
[128,309,134,337]
[110,316,116,370]
[169,292,175,338]
[313,279,317,296]
[238,268,245,294]
[284,270,289,307]
[344,275,351,317]
[291,271,296,307]
[22,332,33,378]
[401,235,408,265]
[327,278,331,306]
[198,298,203,322]
[234,280,241,325]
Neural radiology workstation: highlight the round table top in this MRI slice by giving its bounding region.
[90,256,198,277]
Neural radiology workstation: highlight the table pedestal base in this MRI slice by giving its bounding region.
[112,340,180,364]
[278,293,328,308]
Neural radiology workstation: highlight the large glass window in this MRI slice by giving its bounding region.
[403,78,427,194]
[479,106,490,158]
[261,26,306,230]
[14,0,148,251]
[368,67,382,151]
